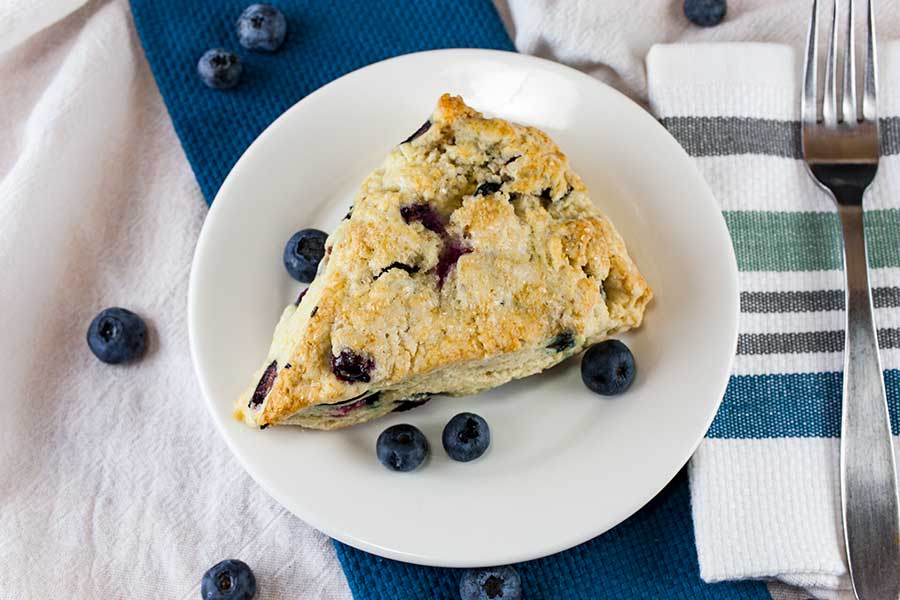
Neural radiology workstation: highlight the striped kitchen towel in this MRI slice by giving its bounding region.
[647,43,900,599]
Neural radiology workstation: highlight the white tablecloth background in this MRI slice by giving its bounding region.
[2,1,898,598]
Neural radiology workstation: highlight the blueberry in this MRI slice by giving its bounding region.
[581,340,636,396]
[459,566,522,600]
[201,559,256,600]
[400,203,446,236]
[684,0,726,27]
[376,424,429,472]
[475,182,502,196]
[331,349,374,383]
[87,307,147,364]
[442,413,490,462]
[374,262,419,280]
[538,187,553,208]
[401,120,431,144]
[249,360,277,410]
[236,4,287,52]
[197,49,243,90]
[547,331,575,352]
[436,239,472,287]
[283,229,327,283]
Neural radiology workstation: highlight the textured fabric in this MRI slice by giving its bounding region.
[648,42,900,599]
[0,2,354,598]
[334,471,770,600]
[661,116,900,158]
[8,0,894,598]
[125,2,771,600]
[129,0,515,204]
[506,0,900,106]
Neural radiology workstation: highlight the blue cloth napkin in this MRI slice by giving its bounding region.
[130,0,514,203]
[130,2,771,598]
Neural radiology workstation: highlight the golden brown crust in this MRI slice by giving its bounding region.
[237,94,653,429]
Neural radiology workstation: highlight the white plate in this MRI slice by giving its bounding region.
[188,49,737,568]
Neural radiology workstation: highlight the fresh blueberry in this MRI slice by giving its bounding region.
[283,229,327,283]
[581,340,636,396]
[249,360,277,410]
[684,0,726,27]
[87,307,147,364]
[475,182,502,196]
[547,331,575,352]
[442,413,490,462]
[401,120,431,144]
[197,49,243,90]
[331,349,374,383]
[236,4,287,52]
[459,566,522,600]
[201,559,257,600]
[436,239,472,287]
[376,424,429,472]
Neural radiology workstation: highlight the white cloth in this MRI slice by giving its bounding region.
[0,2,351,598]
[647,42,900,600]
[2,0,898,598]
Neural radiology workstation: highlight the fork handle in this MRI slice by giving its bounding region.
[837,201,900,600]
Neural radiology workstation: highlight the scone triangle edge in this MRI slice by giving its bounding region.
[236,94,652,430]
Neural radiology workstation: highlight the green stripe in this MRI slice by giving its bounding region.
[723,209,900,272]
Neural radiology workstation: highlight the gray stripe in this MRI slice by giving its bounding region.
[741,287,900,313]
[737,328,900,355]
[662,117,801,158]
[741,290,842,313]
[883,328,900,350]
[875,287,900,309]
[884,116,900,156]
[661,116,900,157]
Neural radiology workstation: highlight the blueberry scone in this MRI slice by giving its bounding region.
[235,94,652,430]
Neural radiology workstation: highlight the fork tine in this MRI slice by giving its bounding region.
[842,0,856,122]
[803,0,819,123]
[862,0,877,121]
[823,0,839,126]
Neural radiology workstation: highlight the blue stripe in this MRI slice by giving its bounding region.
[707,370,900,438]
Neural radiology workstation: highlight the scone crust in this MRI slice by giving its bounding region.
[236,94,652,428]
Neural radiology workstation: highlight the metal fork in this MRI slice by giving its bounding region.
[802,1,900,598]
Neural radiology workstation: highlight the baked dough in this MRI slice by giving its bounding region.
[235,94,652,430]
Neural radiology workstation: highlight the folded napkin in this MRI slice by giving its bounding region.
[648,42,900,599]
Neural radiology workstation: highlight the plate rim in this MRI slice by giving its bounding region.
[188,47,738,567]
